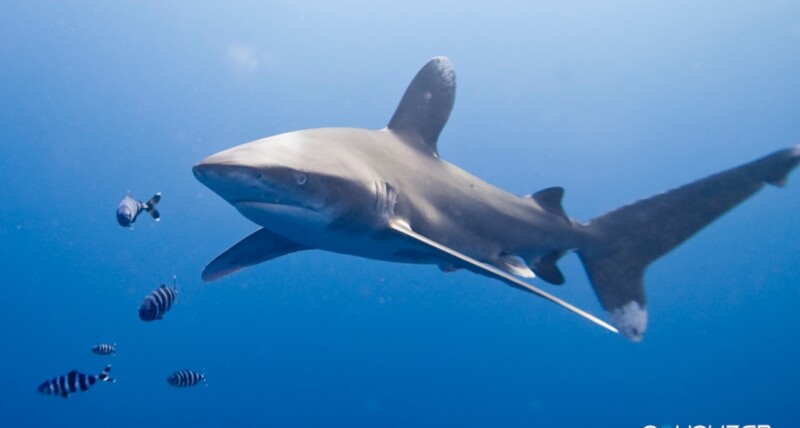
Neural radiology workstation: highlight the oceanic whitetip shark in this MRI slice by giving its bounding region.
[193,56,800,341]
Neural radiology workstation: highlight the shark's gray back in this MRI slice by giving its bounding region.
[303,126,576,263]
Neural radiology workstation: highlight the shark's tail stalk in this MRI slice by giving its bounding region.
[576,146,800,342]
[144,192,161,221]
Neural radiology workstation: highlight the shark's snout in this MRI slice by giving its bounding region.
[192,162,222,188]
[193,148,250,186]
[194,146,254,171]
[194,150,224,182]
[192,157,264,204]
[192,162,213,182]
[192,163,204,180]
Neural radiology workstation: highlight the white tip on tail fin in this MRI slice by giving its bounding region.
[609,301,647,342]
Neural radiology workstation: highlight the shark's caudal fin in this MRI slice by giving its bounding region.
[144,192,161,221]
[577,146,800,341]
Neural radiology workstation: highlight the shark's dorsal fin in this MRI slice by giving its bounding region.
[202,228,308,282]
[387,56,456,158]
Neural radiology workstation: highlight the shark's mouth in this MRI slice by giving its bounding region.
[233,200,322,215]
[233,200,333,237]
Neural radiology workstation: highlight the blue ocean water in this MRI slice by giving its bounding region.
[2,1,799,426]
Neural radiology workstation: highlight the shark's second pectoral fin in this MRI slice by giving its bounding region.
[387,218,618,335]
[202,228,308,283]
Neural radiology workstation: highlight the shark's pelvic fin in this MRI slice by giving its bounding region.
[493,255,535,278]
[202,228,308,282]
[387,56,456,158]
[578,145,800,341]
[387,218,619,335]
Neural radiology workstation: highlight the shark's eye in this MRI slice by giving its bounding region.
[294,172,308,185]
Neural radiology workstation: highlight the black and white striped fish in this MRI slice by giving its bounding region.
[91,343,116,355]
[38,365,115,398]
[167,369,206,388]
[117,192,161,227]
[139,277,178,322]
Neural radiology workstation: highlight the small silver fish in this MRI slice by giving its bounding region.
[117,192,161,227]
[91,343,116,355]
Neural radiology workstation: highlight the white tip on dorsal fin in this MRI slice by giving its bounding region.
[387,57,456,158]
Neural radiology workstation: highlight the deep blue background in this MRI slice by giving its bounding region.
[1,2,799,427]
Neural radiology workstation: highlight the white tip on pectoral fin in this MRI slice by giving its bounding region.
[609,301,648,342]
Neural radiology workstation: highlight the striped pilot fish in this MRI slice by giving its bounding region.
[38,365,115,398]
[167,369,206,388]
[139,277,178,322]
[116,192,161,227]
[91,343,116,355]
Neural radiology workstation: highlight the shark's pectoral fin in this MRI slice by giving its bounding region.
[202,228,309,283]
[387,218,618,335]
